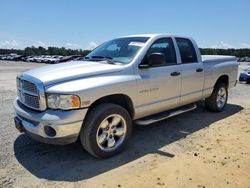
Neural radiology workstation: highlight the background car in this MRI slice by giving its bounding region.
[57,55,82,63]
[239,67,250,83]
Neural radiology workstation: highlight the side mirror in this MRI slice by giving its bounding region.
[148,53,165,66]
[139,53,166,69]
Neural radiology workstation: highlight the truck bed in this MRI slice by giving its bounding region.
[202,55,236,63]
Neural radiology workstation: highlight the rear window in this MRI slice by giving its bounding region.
[176,38,197,63]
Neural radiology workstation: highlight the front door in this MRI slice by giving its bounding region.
[136,38,181,118]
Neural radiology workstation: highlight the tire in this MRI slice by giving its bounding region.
[205,82,228,112]
[80,103,132,158]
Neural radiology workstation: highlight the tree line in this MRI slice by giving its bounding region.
[0,46,250,57]
[200,48,250,57]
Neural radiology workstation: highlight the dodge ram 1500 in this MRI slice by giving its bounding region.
[14,34,238,158]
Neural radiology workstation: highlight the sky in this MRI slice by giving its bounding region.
[0,0,250,50]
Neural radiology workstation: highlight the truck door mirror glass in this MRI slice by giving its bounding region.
[148,53,165,66]
[139,53,165,69]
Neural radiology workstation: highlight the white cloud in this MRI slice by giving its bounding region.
[210,41,234,49]
[0,40,18,48]
[86,41,98,50]
[220,41,233,48]
[31,41,46,47]
[211,42,250,49]
[210,45,220,49]
[65,43,81,49]
[64,42,98,50]
[241,43,250,48]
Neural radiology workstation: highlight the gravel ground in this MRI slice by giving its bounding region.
[0,60,250,188]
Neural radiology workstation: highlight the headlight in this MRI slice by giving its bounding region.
[47,94,81,110]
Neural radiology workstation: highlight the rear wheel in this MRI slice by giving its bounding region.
[205,83,228,112]
[80,103,132,158]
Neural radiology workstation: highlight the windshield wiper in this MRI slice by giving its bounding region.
[87,56,117,64]
[91,56,113,60]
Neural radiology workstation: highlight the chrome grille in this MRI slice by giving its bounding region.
[20,93,39,109]
[17,77,40,110]
[21,80,38,94]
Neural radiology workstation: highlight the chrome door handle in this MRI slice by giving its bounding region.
[170,71,180,76]
[196,68,203,72]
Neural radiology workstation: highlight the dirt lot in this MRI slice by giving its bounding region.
[0,61,250,188]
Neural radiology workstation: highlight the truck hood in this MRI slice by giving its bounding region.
[22,61,123,86]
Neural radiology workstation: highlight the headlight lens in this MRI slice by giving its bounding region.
[47,94,81,110]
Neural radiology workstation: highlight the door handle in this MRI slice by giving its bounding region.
[196,68,203,72]
[170,71,180,76]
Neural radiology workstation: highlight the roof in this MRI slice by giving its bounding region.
[121,34,190,39]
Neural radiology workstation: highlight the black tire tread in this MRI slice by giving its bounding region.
[205,82,228,112]
[80,103,132,158]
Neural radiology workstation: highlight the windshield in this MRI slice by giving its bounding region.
[85,37,149,64]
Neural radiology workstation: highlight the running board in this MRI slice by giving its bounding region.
[135,103,197,125]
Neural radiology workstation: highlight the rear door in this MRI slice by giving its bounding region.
[175,38,204,104]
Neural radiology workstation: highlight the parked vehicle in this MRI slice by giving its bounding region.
[38,56,51,63]
[0,55,6,60]
[238,57,250,62]
[3,53,19,60]
[242,57,250,62]
[26,56,38,62]
[72,56,85,61]
[43,55,63,64]
[12,55,27,61]
[239,67,250,83]
[57,55,82,63]
[14,34,238,158]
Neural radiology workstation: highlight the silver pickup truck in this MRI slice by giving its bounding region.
[14,34,238,158]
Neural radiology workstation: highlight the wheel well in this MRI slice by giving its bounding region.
[88,94,134,118]
[215,75,229,87]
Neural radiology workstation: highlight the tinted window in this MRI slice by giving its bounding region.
[146,38,177,66]
[176,38,197,63]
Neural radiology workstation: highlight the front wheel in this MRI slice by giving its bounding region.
[80,103,132,158]
[205,83,228,112]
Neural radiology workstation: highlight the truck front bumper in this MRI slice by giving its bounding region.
[13,99,88,145]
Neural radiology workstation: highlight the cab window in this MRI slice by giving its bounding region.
[146,38,177,66]
[176,38,197,63]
